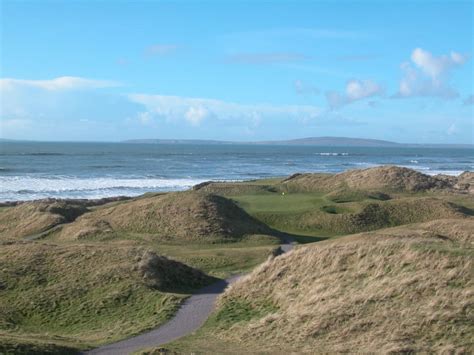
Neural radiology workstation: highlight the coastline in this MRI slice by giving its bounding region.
[1,165,472,204]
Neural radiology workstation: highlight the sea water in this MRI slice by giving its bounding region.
[1,141,472,201]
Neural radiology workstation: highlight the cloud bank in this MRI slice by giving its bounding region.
[128,94,322,127]
[0,76,120,91]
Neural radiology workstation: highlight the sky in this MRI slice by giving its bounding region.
[0,0,473,143]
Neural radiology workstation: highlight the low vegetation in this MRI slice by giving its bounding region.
[0,241,215,353]
[162,219,474,353]
[279,165,473,194]
[0,200,88,240]
[55,191,275,243]
[0,166,472,353]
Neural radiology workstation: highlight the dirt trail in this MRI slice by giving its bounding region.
[86,240,294,355]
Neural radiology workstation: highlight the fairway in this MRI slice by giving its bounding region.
[231,192,327,214]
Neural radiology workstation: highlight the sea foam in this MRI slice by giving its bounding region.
[0,176,207,201]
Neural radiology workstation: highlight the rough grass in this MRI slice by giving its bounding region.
[162,218,474,353]
[0,241,216,352]
[193,182,279,196]
[0,200,88,239]
[232,192,471,239]
[284,197,471,235]
[324,188,391,203]
[55,191,275,243]
[155,238,279,278]
[279,165,472,194]
[0,333,79,355]
[2,166,473,353]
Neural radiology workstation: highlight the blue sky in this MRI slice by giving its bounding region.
[0,0,473,143]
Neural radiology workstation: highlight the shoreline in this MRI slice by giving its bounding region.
[1,166,472,204]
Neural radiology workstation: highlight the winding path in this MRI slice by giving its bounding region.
[86,239,294,355]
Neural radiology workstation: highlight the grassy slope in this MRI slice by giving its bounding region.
[55,191,275,243]
[0,201,88,240]
[1,167,472,353]
[0,241,216,353]
[230,190,472,241]
[158,218,474,354]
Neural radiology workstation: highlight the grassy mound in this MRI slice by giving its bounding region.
[57,191,273,243]
[324,188,391,203]
[0,200,88,240]
[280,166,457,193]
[257,197,470,235]
[0,334,78,355]
[170,218,473,353]
[193,182,277,196]
[0,241,215,351]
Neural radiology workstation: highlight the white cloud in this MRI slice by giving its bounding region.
[0,77,137,139]
[128,94,322,127]
[137,111,155,125]
[0,76,120,91]
[185,106,208,126]
[411,48,467,79]
[395,48,468,99]
[326,79,383,109]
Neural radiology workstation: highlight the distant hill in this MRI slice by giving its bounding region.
[123,139,229,145]
[123,137,473,148]
[124,137,397,146]
[254,136,399,146]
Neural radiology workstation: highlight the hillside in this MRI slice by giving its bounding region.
[0,241,216,353]
[255,197,471,236]
[122,137,474,148]
[280,166,473,194]
[56,191,274,243]
[164,218,474,353]
[0,200,88,240]
[124,137,399,146]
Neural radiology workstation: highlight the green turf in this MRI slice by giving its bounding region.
[2,177,474,353]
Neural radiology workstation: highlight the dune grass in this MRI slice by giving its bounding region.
[1,167,473,353]
[229,189,472,241]
[0,241,216,353]
[155,240,279,278]
[154,219,474,354]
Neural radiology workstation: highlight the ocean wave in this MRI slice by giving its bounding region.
[88,165,127,169]
[0,176,208,201]
[22,152,66,156]
[423,170,466,176]
[315,152,350,156]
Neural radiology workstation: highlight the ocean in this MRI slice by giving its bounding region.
[1,141,473,202]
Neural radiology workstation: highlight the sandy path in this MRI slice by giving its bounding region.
[86,240,293,355]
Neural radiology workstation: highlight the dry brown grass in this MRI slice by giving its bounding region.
[0,200,88,239]
[280,165,472,194]
[193,182,278,196]
[196,218,474,353]
[56,191,273,243]
[298,197,470,234]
